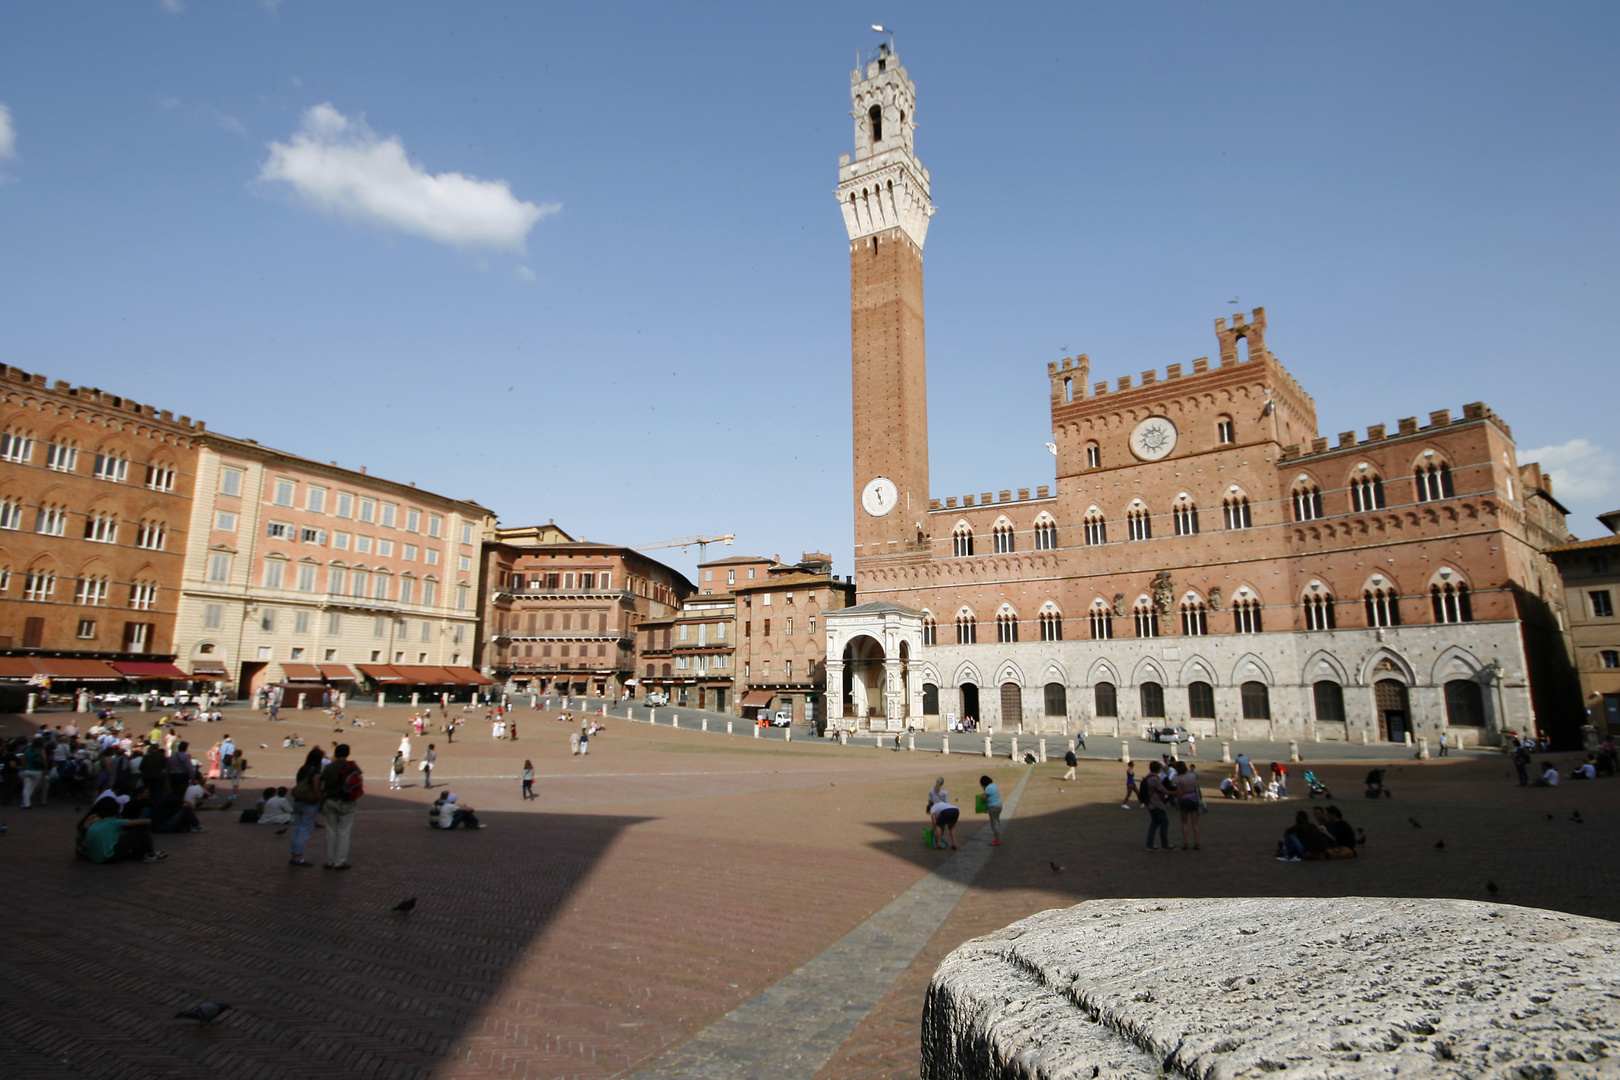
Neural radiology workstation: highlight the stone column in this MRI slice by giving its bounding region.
[825,658,845,723]
[26,692,36,714]
[884,656,903,731]
[1038,738,1047,763]
[1418,736,1430,760]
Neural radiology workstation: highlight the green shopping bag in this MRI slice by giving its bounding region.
[924,828,936,849]
[974,794,988,813]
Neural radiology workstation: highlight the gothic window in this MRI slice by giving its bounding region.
[996,611,1018,643]
[1172,500,1199,537]
[0,430,34,463]
[952,524,974,558]
[1314,681,1346,722]
[1133,601,1159,638]
[1085,443,1101,469]
[955,611,977,645]
[993,522,1015,554]
[1223,496,1252,530]
[84,512,118,543]
[1292,483,1324,521]
[1140,682,1165,718]
[129,581,158,611]
[1350,473,1386,512]
[1241,681,1272,720]
[75,576,109,605]
[1445,680,1486,726]
[1094,681,1118,717]
[1083,511,1107,546]
[1089,601,1113,640]
[1415,461,1454,502]
[93,452,129,482]
[922,615,937,646]
[1365,587,1401,627]
[868,104,882,142]
[35,504,68,536]
[24,568,55,601]
[1127,507,1152,541]
[1188,681,1216,719]
[1303,592,1336,630]
[145,463,176,492]
[1431,582,1472,623]
[1033,517,1057,550]
[1039,610,1063,641]
[135,520,166,550]
[1232,597,1263,634]
[45,441,79,472]
[0,499,22,530]
[1044,683,1066,717]
[1180,599,1208,636]
[1216,416,1235,444]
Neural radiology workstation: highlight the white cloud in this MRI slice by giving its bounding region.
[260,103,557,252]
[1523,438,1619,503]
[159,0,185,13]
[0,104,14,160]
[513,265,536,281]
[214,110,247,136]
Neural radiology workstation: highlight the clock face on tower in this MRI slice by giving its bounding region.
[862,476,899,517]
[1129,416,1179,461]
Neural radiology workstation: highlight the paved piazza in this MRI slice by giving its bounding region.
[5,704,1619,1080]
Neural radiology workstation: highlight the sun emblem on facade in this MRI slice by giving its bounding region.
[1130,416,1179,461]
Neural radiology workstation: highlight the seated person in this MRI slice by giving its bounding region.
[1321,805,1357,851]
[430,792,485,829]
[80,794,165,863]
[1263,780,1281,800]
[1532,763,1560,787]
[259,787,294,825]
[1570,759,1598,781]
[150,788,203,834]
[1279,810,1330,861]
[1219,774,1240,799]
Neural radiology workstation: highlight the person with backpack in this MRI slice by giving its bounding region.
[319,744,363,870]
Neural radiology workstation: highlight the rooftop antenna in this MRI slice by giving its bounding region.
[871,23,894,55]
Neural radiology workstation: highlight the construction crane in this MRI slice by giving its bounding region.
[631,534,736,563]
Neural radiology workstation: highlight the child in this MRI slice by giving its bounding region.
[1122,764,1137,809]
[522,760,535,800]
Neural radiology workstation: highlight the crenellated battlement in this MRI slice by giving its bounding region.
[0,364,208,432]
[1281,401,1509,461]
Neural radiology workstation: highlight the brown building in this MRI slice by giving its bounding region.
[638,592,738,710]
[825,46,1578,745]
[0,365,202,690]
[483,527,694,698]
[732,554,856,725]
[1546,511,1620,736]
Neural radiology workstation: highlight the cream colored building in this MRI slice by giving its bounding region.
[173,433,495,701]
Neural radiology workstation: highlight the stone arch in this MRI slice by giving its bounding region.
[995,659,1026,687]
[1230,652,1275,685]
[1086,657,1120,686]
[951,660,983,688]
[1357,647,1416,686]
[1131,656,1167,686]
[920,662,943,685]
[1301,649,1351,686]
[1430,645,1484,685]
[1040,658,1069,684]
[1178,654,1217,687]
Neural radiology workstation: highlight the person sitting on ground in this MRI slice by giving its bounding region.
[1219,773,1239,799]
[1322,805,1357,854]
[1570,758,1598,780]
[259,786,293,825]
[80,793,166,863]
[1533,762,1560,787]
[430,792,485,829]
[1279,809,1330,861]
[1264,779,1282,800]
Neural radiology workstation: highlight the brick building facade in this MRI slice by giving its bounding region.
[1546,511,1620,737]
[824,46,1579,746]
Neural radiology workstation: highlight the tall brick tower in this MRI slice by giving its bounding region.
[838,42,934,577]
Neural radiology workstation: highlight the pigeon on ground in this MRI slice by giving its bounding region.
[1408,818,1422,828]
[1434,839,1445,850]
[1049,861,1063,874]
[392,897,417,915]
[1486,880,1499,895]
[175,1002,231,1023]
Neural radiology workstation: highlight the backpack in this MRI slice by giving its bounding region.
[333,761,364,802]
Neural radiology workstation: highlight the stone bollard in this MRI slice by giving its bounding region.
[376,693,385,709]
[727,720,734,735]
[1038,738,1047,763]
[1314,727,1322,742]
[411,692,420,706]
[138,696,147,713]
[754,721,760,738]
[298,693,307,710]
[1288,739,1300,763]
[339,692,347,710]
[1418,736,1430,760]
[922,897,1620,1080]
[701,718,708,732]
[984,736,993,758]
[530,694,537,709]
[649,710,656,725]
[1361,730,1369,745]
[785,727,792,743]
[908,735,916,752]
[1405,731,1414,747]
[1456,730,1466,750]
[941,735,950,756]
[672,714,679,729]
[1120,740,1130,764]
[1221,741,1232,763]
[1061,718,1069,737]
[26,692,37,714]
[1010,736,1019,762]
[839,731,847,745]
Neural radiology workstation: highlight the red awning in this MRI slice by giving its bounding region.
[32,658,123,682]
[741,690,774,708]
[386,665,459,684]
[108,660,189,679]
[317,664,356,682]
[444,665,496,685]
[0,657,43,681]
[280,663,322,681]
[356,664,406,682]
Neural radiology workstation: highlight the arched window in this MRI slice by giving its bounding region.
[24,566,56,601]
[1350,472,1386,512]
[922,614,937,646]
[1292,482,1323,521]
[1089,601,1113,640]
[1241,681,1271,720]
[1415,460,1454,502]
[35,503,69,536]
[952,523,974,558]
[45,439,80,473]
[1083,509,1107,546]
[129,579,159,611]
[993,521,1015,554]
[1232,597,1263,634]
[955,611,977,644]
[1140,682,1165,718]
[93,449,129,482]
[75,575,109,605]
[1188,681,1215,719]
[922,683,940,714]
[1444,680,1485,726]
[1094,682,1118,717]
[1134,601,1159,638]
[661,663,671,678]
[1365,586,1401,627]
[868,104,882,142]
[135,520,166,550]
[1431,581,1472,624]
[1044,683,1066,717]
[1039,609,1063,641]
[1215,415,1235,444]
[1127,506,1152,541]
[1172,498,1199,536]
[0,428,35,464]
[144,461,176,492]
[84,512,119,543]
[1302,591,1335,630]
[1033,516,1057,550]
[1181,597,1208,636]
[1313,681,1345,722]
[996,611,1018,643]
[1084,442,1101,469]
[1223,495,1252,530]
[0,497,22,530]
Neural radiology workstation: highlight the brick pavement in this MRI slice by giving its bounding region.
[4,705,1619,1080]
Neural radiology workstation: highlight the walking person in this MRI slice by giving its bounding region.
[578,725,590,756]
[1176,761,1203,851]
[521,760,536,800]
[421,744,436,789]
[390,751,405,790]
[1186,732,1197,758]
[569,730,580,756]
[1235,753,1256,798]
[398,734,412,764]
[288,746,324,867]
[1121,763,1137,809]
[1062,746,1077,781]
[509,719,518,741]
[1438,732,1449,757]
[1512,741,1531,786]
[979,775,1003,846]
[1144,761,1173,850]
[319,744,362,870]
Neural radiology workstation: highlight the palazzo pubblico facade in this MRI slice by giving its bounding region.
[822,45,1576,747]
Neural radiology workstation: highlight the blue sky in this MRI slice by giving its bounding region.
[1,2,1616,581]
